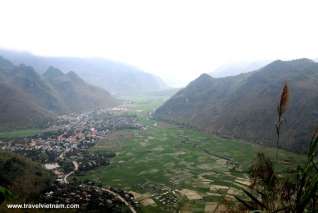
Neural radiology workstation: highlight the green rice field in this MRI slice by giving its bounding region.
[78,97,304,212]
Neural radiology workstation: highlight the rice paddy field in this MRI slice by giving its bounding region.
[78,97,305,213]
[0,128,42,140]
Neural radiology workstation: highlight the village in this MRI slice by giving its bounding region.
[0,107,142,183]
[0,102,253,212]
[0,107,143,212]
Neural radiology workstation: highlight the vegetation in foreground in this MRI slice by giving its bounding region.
[0,151,54,212]
[234,83,318,212]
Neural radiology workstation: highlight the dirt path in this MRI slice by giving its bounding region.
[102,188,137,213]
[61,161,136,212]
[63,161,79,184]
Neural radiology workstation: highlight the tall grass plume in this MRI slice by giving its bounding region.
[275,82,289,159]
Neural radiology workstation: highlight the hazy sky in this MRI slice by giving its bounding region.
[0,0,318,86]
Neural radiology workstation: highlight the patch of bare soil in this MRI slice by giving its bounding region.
[204,202,218,213]
[129,191,157,207]
[178,189,202,200]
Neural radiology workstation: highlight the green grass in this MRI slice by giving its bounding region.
[126,95,168,112]
[0,128,42,140]
[77,96,305,212]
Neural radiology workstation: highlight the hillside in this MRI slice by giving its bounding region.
[0,151,54,205]
[154,59,318,152]
[0,57,56,130]
[43,66,118,112]
[0,57,118,130]
[0,49,167,95]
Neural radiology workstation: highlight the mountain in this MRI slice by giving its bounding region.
[0,49,167,96]
[154,59,318,152]
[0,57,55,129]
[210,60,270,78]
[43,67,118,113]
[0,57,118,130]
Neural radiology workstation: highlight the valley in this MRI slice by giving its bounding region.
[0,95,305,212]
[1,1,318,211]
[0,54,315,213]
[76,97,304,212]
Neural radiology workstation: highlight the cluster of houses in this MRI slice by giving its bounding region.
[41,181,140,212]
[0,108,144,211]
[136,182,179,211]
[0,109,143,181]
[0,131,96,163]
[66,150,116,172]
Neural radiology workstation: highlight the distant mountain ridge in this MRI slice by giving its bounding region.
[0,49,167,96]
[0,56,118,130]
[43,66,118,113]
[154,58,318,152]
[209,60,271,78]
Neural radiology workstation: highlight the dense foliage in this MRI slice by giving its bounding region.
[0,151,54,205]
